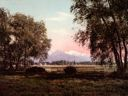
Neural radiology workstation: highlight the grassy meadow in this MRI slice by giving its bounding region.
[0,73,128,96]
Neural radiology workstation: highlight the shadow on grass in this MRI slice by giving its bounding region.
[0,71,128,80]
[0,71,128,96]
[45,72,105,80]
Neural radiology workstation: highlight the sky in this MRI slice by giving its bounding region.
[0,0,90,60]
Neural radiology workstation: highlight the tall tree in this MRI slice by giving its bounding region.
[0,8,11,70]
[9,13,51,70]
[71,0,128,74]
[0,8,51,71]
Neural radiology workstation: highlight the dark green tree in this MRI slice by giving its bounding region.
[71,0,128,74]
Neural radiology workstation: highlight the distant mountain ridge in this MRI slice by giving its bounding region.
[46,50,91,62]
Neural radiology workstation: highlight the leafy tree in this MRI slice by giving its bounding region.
[71,0,128,74]
[9,13,51,70]
[0,8,51,71]
[0,8,11,70]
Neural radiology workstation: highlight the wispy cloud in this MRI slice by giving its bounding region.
[65,50,87,56]
[46,11,73,22]
[48,28,72,37]
[58,12,72,17]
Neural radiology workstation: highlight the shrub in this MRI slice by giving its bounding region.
[25,66,46,76]
[64,66,77,75]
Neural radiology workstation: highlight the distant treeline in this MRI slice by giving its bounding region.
[43,60,92,65]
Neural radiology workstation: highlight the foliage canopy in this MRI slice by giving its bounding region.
[71,0,128,73]
[0,8,51,71]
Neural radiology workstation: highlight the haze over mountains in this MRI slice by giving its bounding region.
[46,50,91,62]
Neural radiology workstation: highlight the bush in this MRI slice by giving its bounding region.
[64,66,77,75]
[25,66,47,76]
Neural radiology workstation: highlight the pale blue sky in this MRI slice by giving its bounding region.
[0,0,90,57]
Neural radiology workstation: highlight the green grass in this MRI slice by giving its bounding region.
[0,75,128,96]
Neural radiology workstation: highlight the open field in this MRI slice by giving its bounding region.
[34,64,117,73]
[0,64,127,96]
[0,74,128,96]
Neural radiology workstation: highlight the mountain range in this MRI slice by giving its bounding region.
[46,50,91,62]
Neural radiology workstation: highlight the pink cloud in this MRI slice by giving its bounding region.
[50,38,90,57]
[63,42,90,56]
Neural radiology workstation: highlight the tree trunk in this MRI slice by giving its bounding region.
[122,38,128,73]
